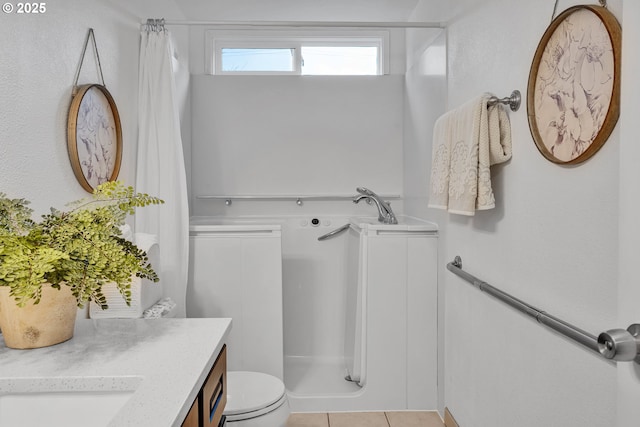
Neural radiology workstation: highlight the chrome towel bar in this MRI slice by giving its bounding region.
[447,256,640,364]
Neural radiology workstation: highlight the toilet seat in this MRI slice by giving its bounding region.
[224,371,287,422]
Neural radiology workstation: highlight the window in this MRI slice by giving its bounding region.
[221,48,296,73]
[301,46,378,75]
[206,30,389,75]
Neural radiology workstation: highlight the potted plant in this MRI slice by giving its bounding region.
[0,181,163,349]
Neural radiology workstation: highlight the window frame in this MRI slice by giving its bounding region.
[205,30,390,76]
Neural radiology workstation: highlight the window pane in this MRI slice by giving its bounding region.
[221,48,294,72]
[301,46,378,75]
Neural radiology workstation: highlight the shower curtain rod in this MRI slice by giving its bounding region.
[158,20,446,29]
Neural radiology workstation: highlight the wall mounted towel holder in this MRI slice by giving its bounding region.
[487,90,521,112]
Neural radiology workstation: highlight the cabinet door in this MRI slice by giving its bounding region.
[181,395,199,427]
[202,345,227,427]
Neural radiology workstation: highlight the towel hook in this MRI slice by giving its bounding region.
[487,90,521,112]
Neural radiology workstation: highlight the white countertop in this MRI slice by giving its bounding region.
[0,318,231,427]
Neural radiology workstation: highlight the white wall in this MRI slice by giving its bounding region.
[0,0,138,214]
[0,0,190,318]
[175,0,420,22]
[617,0,640,424]
[0,0,186,215]
[404,0,623,425]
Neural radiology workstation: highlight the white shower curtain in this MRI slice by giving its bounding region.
[135,26,189,317]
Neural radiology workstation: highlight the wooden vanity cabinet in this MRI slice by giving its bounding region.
[182,396,200,427]
[202,345,227,426]
[182,345,227,427]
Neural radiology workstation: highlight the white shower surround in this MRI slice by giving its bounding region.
[189,75,405,218]
[186,29,441,413]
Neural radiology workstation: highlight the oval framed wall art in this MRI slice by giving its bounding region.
[67,84,122,192]
[527,5,621,165]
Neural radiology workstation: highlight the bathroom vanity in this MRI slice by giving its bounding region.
[0,318,231,427]
[183,344,227,427]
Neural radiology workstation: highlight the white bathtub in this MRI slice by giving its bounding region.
[187,215,439,412]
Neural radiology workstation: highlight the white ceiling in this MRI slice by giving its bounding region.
[173,0,424,22]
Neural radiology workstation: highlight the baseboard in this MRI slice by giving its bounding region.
[444,407,460,427]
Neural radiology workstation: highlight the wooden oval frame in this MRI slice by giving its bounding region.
[67,84,122,192]
[527,5,621,165]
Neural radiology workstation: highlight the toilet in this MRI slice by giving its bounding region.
[224,371,290,426]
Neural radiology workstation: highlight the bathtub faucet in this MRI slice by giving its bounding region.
[353,187,398,224]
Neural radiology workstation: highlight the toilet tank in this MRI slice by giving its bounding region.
[187,217,284,380]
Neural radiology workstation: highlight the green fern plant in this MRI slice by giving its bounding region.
[0,181,164,308]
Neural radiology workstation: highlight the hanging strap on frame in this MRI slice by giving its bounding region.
[550,0,607,23]
[72,28,105,96]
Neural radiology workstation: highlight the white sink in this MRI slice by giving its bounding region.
[0,377,141,427]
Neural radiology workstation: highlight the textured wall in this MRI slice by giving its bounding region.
[404,0,623,425]
[0,0,140,213]
[0,0,186,214]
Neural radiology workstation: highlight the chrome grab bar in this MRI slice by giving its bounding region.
[317,223,351,241]
[196,194,401,207]
[447,256,640,364]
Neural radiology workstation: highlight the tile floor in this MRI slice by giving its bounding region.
[286,411,445,427]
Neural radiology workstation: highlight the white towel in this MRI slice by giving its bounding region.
[142,297,177,318]
[428,94,512,215]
